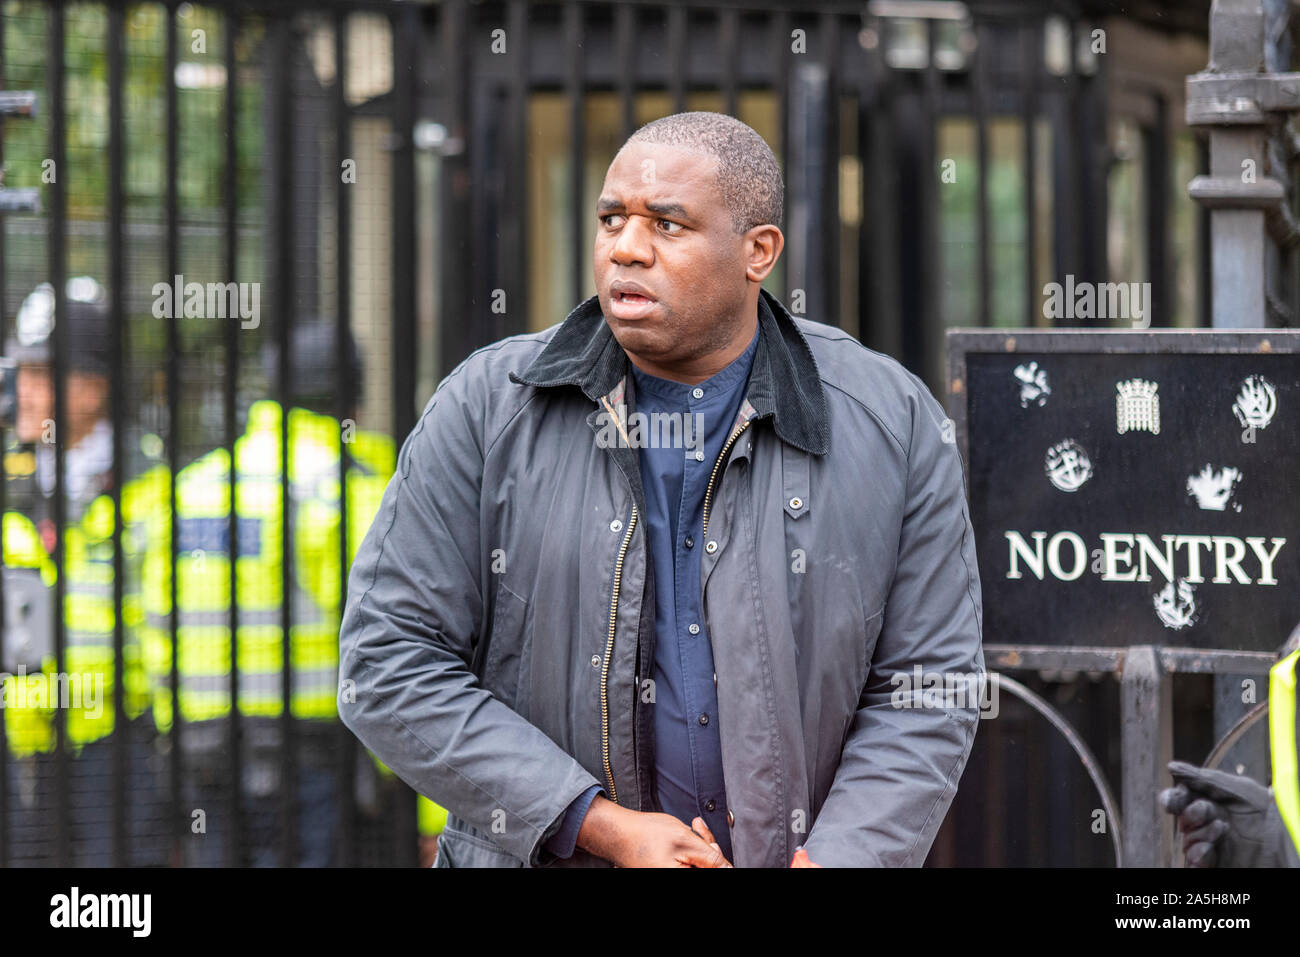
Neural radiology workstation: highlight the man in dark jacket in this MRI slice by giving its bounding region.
[338,112,985,867]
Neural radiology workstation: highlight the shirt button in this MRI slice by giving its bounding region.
[684,536,694,549]
[698,713,709,726]
[704,799,716,812]
[693,450,705,461]
[705,540,718,554]
[688,623,700,635]
[692,387,704,399]
[727,809,735,828]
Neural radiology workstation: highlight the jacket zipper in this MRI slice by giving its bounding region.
[701,419,752,544]
[601,505,637,804]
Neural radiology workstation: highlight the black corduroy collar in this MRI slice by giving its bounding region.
[509,286,829,455]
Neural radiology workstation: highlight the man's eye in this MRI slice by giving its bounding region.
[601,214,624,227]
[659,219,683,234]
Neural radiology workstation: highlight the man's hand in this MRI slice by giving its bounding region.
[1158,760,1295,868]
[689,816,733,867]
[576,795,731,867]
[790,847,822,868]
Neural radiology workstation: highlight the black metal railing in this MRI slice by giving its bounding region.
[0,0,1210,868]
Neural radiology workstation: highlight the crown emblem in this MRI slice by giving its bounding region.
[1116,378,1160,435]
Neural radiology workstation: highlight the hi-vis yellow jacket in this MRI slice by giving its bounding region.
[1,446,158,756]
[137,400,394,729]
[1271,647,1300,854]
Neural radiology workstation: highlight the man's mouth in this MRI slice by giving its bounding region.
[609,289,659,320]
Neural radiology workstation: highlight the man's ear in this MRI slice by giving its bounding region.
[744,225,784,284]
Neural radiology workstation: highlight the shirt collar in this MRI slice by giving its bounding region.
[510,287,829,455]
[630,323,758,405]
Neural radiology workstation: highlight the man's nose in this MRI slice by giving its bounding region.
[609,216,654,265]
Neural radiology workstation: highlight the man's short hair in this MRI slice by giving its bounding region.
[620,111,784,235]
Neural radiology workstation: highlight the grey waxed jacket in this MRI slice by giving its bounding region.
[337,287,985,868]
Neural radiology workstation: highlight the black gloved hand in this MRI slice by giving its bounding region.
[1158,760,1294,868]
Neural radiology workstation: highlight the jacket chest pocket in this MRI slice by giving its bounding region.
[482,580,531,709]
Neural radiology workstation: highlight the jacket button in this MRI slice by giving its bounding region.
[712,671,717,687]
[788,497,803,510]
[591,655,601,668]
[609,519,622,533]
[727,809,735,828]
[698,713,709,726]
[705,540,718,554]
[705,799,716,812]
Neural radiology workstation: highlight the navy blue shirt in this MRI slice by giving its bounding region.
[545,324,759,862]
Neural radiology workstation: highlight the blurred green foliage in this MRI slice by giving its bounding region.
[3,1,265,218]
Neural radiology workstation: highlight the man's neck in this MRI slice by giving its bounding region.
[626,310,758,386]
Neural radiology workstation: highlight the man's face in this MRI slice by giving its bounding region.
[15,363,107,444]
[593,142,758,379]
[16,363,52,443]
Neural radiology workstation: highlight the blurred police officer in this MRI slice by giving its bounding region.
[1,278,164,866]
[1160,627,1300,868]
[138,322,402,866]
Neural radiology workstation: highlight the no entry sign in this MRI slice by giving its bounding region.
[947,330,1300,652]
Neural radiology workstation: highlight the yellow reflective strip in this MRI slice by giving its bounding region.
[1270,649,1300,852]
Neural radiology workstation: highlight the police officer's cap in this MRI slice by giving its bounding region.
[7,277,111,376]
[261,322,364,415]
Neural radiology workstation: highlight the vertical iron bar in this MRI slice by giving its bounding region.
[862,15,900,356]
[668,4,686,115]
[507,0,530,337]
[921,17,942,388]
[856,22,874,349]
[0,0,10,871]
[1121,646,1174,867]
[107,0,127,869]
[333,6,355,871]
[773,9,789,303]
[269,14,297,869]
[392,1,419,867]
[392,3,417,443]
[1079,19,1107,294]
[973,18,990,329]
[1022,19,1039,326]
[564,2,585,308]
[437,0,470,381]
[1197,135,1211,328]
[165,0,183,866]
[1145,96,1169,327]
[615,1,636,141]
[48,0,71,870]
[821,10,840,328]
[223,8,242,869]
[720,8,738,119]
[1052,19,1077,313]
